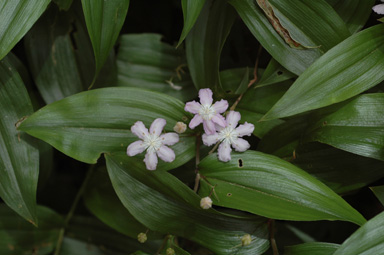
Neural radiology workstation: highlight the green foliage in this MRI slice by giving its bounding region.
[1,0,383,254]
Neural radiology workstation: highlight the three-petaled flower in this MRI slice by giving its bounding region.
[127,118,179,170]
[373,0,384,14]
[185,88,228,135]
[202,111,254,162]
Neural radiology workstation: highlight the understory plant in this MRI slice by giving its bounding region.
[2,0,384,254]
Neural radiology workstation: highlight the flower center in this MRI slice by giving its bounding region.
[219,126,238,144]
[144,134,162,153]
[199,104,216,121]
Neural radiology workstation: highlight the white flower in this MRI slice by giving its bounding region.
[184,88,228,135]
[200,196,213,209]
[173,121,187,133]
[127,118,179,170]
[373,0,384,14]
[202,111,254,162]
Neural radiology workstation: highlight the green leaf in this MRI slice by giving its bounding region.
[106,153,270,255]
[18,87,195,165]
[268,0,350,52]
[370,185,384,207]
[229,0,320,75]
[256,58,296,88]
[198,151,366,225]
[53,0,74,11]
[333,211,384,255]
[84,167,162,240]
[305,94,384,161]
[0,0,50,60]
[263,24,384,120]
[0,56,39,224]
[24,5,84,104]
[178,0,206,47]
[220,67,250,96]
[327,0,375,33]
[293,143,384,194]
[117,34,196,101]
[185,0,237,95]
[0,204,62,255]
[161,235,191,255]
[81,0,129,80]
[285,242,340,255]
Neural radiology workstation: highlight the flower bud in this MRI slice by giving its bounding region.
[137,232,147,243]
[173,121,187,133]
[241,234,252,246]
[200,196,212,209]
[166,248,175,255]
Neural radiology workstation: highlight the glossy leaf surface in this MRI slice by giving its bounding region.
[106,153,270,255]
[0,57,39,224]
[81,0,129,76]
[263,24,384,120]
[333,211,384,255]
[198,151,366,225]
[305,94,384,161]
[18,88,195,165]
[0,0,50,60]
[178,0,206,47]
[285,242,340,255]
[117,33,196,101]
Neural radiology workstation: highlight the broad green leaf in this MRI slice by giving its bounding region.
[262,24,384,120]
[229,0,320,75]
[237,80,290,138]
[84,167,162,240]
[178,0,206,47]
[268,0,350,52]
[305,94,384,161]
[53,0,74,10]
[333,211,384,255]
[256,58,296,88]
[81,0,129,80]
[370,185,384,207]
[117,34,196,101]
[0,0,50,60]
[285,242,340,255]
[198,151,366,225]
[24,5,83,104]
[0,56,39,224]
[186,0,237,95]
[106,153,270,255]
[293,143,384,194]
[18,87,195,165]
[220,67,250,97]
[0,204,62,255]
[161,235,191,255]
[326,0,375,33]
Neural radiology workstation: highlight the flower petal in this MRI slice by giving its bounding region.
[373,4,384,14]
[127,140,147,156]
[202,133,220,146]
[203,120,216,135]
[232,138,250,152]
[189,114,203,129]
[235,122,254,137]
[199,88,213,105]
[144,151,158,170]
[160,133,179,146]
[212,99,228,114]
[184,101,201,114]
[157,145,176,162]
[131,121,149,140]
[218,142,232,162]
[226,111,241,127]
[150,118,166,136]
[211,114,226,128]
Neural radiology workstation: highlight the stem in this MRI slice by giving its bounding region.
[269,219,279,255]
[230,45,263,111]
[193,134,201,193]
[54,165,95,255]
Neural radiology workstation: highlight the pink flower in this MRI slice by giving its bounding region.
[127,118,179,170]
[373,1,384,14]
[184,88,228,135]
[202,111,254,162]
